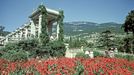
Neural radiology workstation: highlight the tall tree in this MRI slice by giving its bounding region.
[122,10,134,53]
[123,10,134,35]
[98,30,115,49]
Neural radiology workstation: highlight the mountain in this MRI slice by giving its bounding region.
[63,21,123,36]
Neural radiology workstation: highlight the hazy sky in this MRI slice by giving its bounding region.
[0,0,134,31]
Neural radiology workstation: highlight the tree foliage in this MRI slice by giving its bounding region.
[0,39,39,61]
[38,5,49,46]
[0,25,10,36]
[57,10,64,42]
[122,10,134,53]
[65,37,88,48]
[123,10,134,35]
[98,30,115,49]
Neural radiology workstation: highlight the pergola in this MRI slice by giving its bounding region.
[0,5,64,45]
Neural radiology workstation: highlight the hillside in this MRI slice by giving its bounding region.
[63,21,124,36]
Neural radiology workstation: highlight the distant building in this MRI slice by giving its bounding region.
[0,5,63,45]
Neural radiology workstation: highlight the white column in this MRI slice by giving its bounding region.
[30,20,36,37]
[12,35,15,41]
[20,31,23,40]
[38,14,42,38]
[1,40,4,45]
[3,39,6,45]
[16,32,20,40]
[89,51,94,58]
[56,22,59,39]
[5,37,8,44]
[25,28,28,39]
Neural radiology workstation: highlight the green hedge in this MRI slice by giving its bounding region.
[46,40,66,57]
[115,54,134,61]
[0,39,66,61]
[75,52,89,58]
[93,51,104,57]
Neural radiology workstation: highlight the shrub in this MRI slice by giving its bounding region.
[1,38,66,61]
[34,40,66,58]
[1,38,39,61]
[93,51,103,57]
[4,42,19,51]
[75,52,89,58]
[17,38,39,51]
[47,40,66,57]
[10,50,29,61]
[1,50,29,61]
[115,54,134,61]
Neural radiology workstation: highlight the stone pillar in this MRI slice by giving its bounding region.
[25,27,28,39]
[30,20,36,37]
[65,43,69,50]
[89,51,94,58]
[48,21,53,36]
[5,37,8,44]
[109,51,114,58]
[38,14,42,38]
[20,31,23,40]
[1,40,4,45]
[13,35,16,41]
[3,39,6,45]
[65,43,70,58]
[56,22,59,39]
[11,35,14,41]
[15,32,19,40]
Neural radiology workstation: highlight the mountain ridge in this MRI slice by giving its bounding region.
[63,21,123,36]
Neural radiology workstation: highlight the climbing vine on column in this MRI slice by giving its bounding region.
[57,10,64,42]
[38,5,49,46]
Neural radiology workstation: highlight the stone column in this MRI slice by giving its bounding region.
[25,27,28,39]
[1,40,4,45]
[89,51,94,58]
[20,30,23,40]
[38,14,42,38]
[30,20,36,37]
[15,32,19,40]
[48,21,53,36]
[5,37,8,44]
[56,22,59,39]
[13,34,16,41]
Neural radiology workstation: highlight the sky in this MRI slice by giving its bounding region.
[0,0,134,32]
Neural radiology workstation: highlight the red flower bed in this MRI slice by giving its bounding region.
[0,57,134,75]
